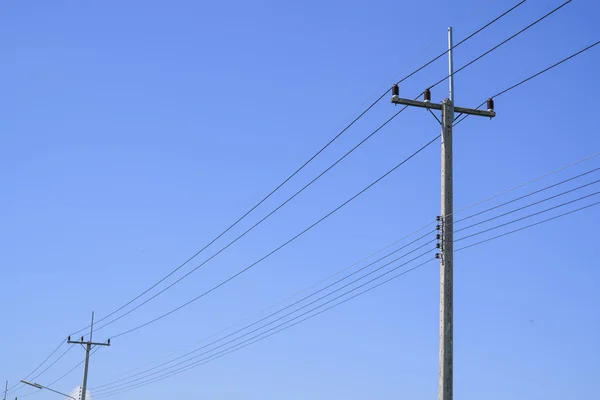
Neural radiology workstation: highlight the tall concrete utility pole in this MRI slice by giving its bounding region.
[67,312,110,400]
[390,27,496,400]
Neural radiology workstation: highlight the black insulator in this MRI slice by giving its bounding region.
[487,97,494,111]
[392,84,399,96]
[436,225,441,230]
[436,216,441,221]
[436,234,441,240]
[436,243,441,248]
[424,88,431,102]
[435,253,440,259]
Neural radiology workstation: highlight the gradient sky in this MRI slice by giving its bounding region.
[1,1,599,399]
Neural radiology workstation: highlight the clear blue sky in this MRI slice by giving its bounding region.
[1,1,599,399]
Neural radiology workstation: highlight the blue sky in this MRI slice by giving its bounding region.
[1,1,599,399]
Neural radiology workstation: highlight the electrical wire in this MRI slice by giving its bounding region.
[454,39,600,126]
[18,346,102,399]
[94,193,600,398]
[13,2,530,385]
[94,179,600,394]
[5,340,65,393]
[395,0,527,86]
[455,167,600,224]
[92,232,435,389]
[455,190,600,243]
[455,178,600,233]
[455,200,600,252]
[429,0,573,93]
[93,154,600,392]
[108,135,440,339]
[93,151,600,389]
[94,248,437,396]
[94,0,544,336]
[86,1,528,336]
[93,239,436,390]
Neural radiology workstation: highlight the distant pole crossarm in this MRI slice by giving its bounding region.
[67,313,111,400]
[19,381,76,400]
[390,97,496,118]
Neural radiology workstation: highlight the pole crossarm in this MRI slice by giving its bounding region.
[67,340,110,347]
[391,96,496,118]
[67,313,110,400]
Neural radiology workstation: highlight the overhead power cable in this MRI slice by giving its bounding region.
[427,0,572,93]
[94,182,600,394]
[454,39,600,126]
[91,154,600,390]
[455,178,600,233]
[92,238,436,391]
[94,195,600,399]
[96,169,600,391]
[19,347,101,399]
[95,186,600,395]
[94,248,437,397]
[16,2,530,385]
[92,152,600,388]
[107,135,440,338]
[82,0,528,337]
[96,0,547,338]
[5,340,65,394]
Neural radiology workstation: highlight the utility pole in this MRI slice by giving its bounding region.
[67,312,110,400]
[390,27,496,400]
[3,380,8,400]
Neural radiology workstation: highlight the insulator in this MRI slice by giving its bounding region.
[68,336,71,341]
[487,97,494,111]
[436,243,441,248]
[436,224,441,230]
[436,216,441,221]
[424,88,431,102]
[435,253,440,259]
[436,234,441,240]
[392,84,399,97]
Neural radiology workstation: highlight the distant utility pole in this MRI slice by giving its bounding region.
[3,380,8,400]
[391,27,496,400]
[67,312,110,400]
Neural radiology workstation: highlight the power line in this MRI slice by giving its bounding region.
[430,0,573,93]
[94,195,600,399]
[93,238,436,391]
[395,0,527,86]
[94,178,600,394]
[455,200,600,252]
[108,135,440,339]
[94,249,437,396]
[86,1,527,336]
[5,340,64,393]
[95,0,543,336]
[92,103,412,334]
[455,178,600,233]
[93,152,600,391]
[454,39,600,126]
[455,167,600,224]
[455,190,600,243]
[14,3,530,385]
[19,347,101,399]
